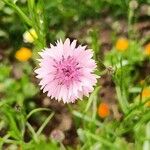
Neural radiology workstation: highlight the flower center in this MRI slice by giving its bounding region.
[62,67,72,77]
[53,56,82,86]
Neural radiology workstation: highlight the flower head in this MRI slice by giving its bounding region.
[115,37,129,52]
[97,102,110,118]
[15,47,32,62]
[142,87,150,98]
[141,87,150,107]
[35,38,99,103]
[144,43,150,56]
[23,28,38,43]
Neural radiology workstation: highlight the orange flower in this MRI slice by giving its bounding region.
[144,43,150,56]
[15,47,32,62]
[97,102,110,118]
[142,87,150,107]
[115,37,129,52]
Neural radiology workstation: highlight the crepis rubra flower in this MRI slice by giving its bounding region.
[35,38,99,103]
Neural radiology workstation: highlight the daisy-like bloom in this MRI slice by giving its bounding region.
[35,38,99,103]
[97,102,110,118]
[144,43,150,56]
[115,37,129,52]
[15,47,32,62]
[23,28,38,43]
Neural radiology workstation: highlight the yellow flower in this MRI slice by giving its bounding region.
[142,87,150,107]
[142,88,150,98]
[115,37,129,52]
[23,28,38,43]
[15,47,32,62]
[144,43,150,56]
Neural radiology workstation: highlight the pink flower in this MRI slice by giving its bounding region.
[35,38,99,103]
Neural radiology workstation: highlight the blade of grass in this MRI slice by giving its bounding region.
[134,111,150,131]
[116,86,129,114]
[27,108,51,119]
[26,122,38,142]
[36,112,54,136]
[84,130,116,148]
[73,110,102,127]
[0,134,10,149]
[85,86,100,112]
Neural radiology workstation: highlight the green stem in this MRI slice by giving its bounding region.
[85,86,100,112]
[36,112,54,136]
[128,5,134,38]
[116,86,129,114]
[26,122,38,142]
[27,108,51,119]
[3,0,32,26]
